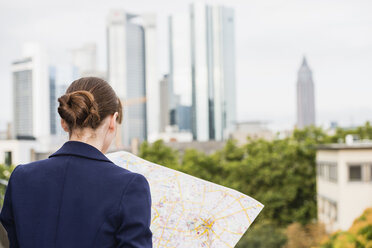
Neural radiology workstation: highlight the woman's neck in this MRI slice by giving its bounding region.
[69,129,105,153]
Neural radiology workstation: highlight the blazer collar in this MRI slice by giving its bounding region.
[49,140,113,163]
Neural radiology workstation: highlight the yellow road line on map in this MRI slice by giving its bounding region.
[156,202,177,248]
[214,206,255,222]
[151,207,160,225]
[237,198,251,224]
[212,195,245,217]
[210,228,233,248]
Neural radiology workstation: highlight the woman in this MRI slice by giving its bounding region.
[0,77,152,247]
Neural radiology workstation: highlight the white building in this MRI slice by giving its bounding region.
[151,126,193,143]
[316,143,372,233]
[106,10,159,147]
[12,43,50,143]
[190,3,237,141]
[0,140,37,166]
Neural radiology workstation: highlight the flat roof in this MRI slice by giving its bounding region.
[12,57,32,65]
[317,143,372,150]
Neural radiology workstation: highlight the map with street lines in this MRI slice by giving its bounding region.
[107,151,264,248]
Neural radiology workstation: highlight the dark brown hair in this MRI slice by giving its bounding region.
[57,77,122,132]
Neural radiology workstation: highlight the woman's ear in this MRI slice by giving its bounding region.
[61,119,69,133]
[109,112,119,131]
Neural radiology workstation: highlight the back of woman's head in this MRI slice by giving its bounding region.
[57,77,122,132]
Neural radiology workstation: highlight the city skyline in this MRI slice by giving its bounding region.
[1,0,372,131]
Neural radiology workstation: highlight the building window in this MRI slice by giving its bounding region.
[317,161,337,183]
[4,151,12,166]
[317,163,322,177]
[317,195,338,222]
[318,196,324,214]
[328,164,338,182]
[317,162,327,178]
[349,165,362,181]
[330,201,338,221]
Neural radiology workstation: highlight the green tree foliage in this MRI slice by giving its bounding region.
[0,164,15,206]
[328,121,372,143]
[239,220,287,248]
[139,140,180,168]
[180,148,224,182]
[233,135,318,226]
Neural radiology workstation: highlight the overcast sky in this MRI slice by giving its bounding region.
[1,0,371,131]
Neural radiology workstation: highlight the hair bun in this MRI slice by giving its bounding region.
[58,90,101,130]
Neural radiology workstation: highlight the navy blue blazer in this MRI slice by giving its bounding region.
[0,140,152,248]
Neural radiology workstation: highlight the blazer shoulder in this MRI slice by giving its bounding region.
[8,163,24,181]
[16,158,50,171]
[105,161,134,176]
[114,166,148,188]
[95,161,147,187]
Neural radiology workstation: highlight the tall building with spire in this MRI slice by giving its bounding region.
[296,57,315,129]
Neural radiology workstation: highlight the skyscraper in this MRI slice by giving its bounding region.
[296,57,316,129]
[106,10,158,147]
[168,14,193,134]
[190,3,237,141]
[168,14,192,107]
[142,14,160,143]
[12,43,50,140]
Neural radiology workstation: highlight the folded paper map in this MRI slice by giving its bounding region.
[107,151,264,248]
